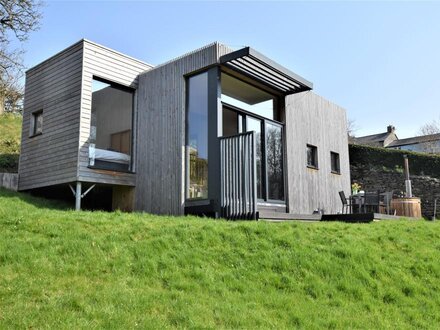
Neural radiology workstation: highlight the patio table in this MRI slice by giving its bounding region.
[350,192,365,213]
[350,191,392,214]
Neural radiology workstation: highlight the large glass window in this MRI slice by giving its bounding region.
[221,73,278,120]
[89,78,133,172]
[246,117,263,199]
[187,72,209,199]
[266,122,284,200]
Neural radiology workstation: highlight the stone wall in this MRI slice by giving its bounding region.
[350,165,440,219]
[0,172,18,191]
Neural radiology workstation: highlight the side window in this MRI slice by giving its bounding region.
[330,151,340,174]
[306,144,318,169]
[30,110,43,137]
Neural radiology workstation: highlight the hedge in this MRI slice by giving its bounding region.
[0,153,19,173]
[349,144,440,178]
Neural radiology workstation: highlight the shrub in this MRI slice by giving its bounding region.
[0,154,19,172]
[349,144,440,178]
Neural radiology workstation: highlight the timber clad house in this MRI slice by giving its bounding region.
[18,39,350,219]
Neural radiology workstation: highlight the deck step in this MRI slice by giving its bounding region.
[258,211,321,221]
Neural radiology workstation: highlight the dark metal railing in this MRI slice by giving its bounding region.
[220,131,257,220]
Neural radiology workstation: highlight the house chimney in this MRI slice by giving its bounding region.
[387,125,395,133]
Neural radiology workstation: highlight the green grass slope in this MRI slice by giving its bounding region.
[1,188,440,329]
[0,113,22,172]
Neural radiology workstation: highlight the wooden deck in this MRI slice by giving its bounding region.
[259,211,403,223]
[321,213,402,223]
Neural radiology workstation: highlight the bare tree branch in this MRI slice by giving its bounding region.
[0,0,43,114]
[347,118,358,143]
[0,0,42,42]
[417,118,440,153]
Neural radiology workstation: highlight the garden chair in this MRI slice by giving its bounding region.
[363,191,380,213]
[338,191,352,214]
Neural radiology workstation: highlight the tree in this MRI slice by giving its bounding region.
[347,118,358,143]
[1,0,42,114]
[418,118,440,136]
[417,117,440,153]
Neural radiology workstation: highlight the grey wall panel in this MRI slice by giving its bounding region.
[77,40,152,186]
[18,42,84,190]
[135,43,233,215]
[285,92,350,214]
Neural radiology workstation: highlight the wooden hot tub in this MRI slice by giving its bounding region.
[390,197,422,218]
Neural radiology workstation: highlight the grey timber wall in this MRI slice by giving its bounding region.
[136,43,232,215]
[285,92,350,214]
[18,41,84,190]
[0,173,18,191]
[78,40,152,186]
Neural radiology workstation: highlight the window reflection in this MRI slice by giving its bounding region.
[246,117,263,199]
[187,72,209,199]
[266,123,284,200]
[89,79,133,172]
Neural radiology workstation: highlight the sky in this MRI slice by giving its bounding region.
[17,1,440,138]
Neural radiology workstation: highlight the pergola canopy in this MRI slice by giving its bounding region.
[220,47,313,95]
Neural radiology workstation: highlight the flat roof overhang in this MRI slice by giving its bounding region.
[220,47,313,95]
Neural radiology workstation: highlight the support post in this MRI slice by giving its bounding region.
[207,66,222,215]
[403,155,412,198]
[75,181,82,211]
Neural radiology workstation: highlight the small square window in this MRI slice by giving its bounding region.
[331,152,340,174]
[306,144,318,169]
[31,110,43,136]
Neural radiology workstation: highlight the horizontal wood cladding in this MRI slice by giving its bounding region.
[285,92,351,214]
[135,43,233,215]
[77,41,152,186]
[18,42,84,191]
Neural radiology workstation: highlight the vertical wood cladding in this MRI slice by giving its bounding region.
[135,43,232,215]
[285,92,351,214]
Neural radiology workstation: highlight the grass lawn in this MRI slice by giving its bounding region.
[0,113,22,172]
[1,188,440,328]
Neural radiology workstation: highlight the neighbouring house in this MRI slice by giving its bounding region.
[353,125,440,154]
[18,39,350,219]
[352,125,398,148]
[387,134,440,153]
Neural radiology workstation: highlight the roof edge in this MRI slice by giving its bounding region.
[26,39,85,74]
[26,38,153,74]
[82,39,153,68]
[220,46,313,91]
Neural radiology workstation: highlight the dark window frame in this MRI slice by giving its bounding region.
[306,144,318,169]
[30,109,43,137]
[330,151,340,174]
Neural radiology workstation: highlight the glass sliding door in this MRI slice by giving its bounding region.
[220,72,285,204]
[246,116,263,200]
[265,122,284,201]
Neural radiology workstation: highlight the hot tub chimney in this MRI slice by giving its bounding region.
[403,155,412,198]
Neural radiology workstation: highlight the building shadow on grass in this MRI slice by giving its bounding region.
[0,187,73,211]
